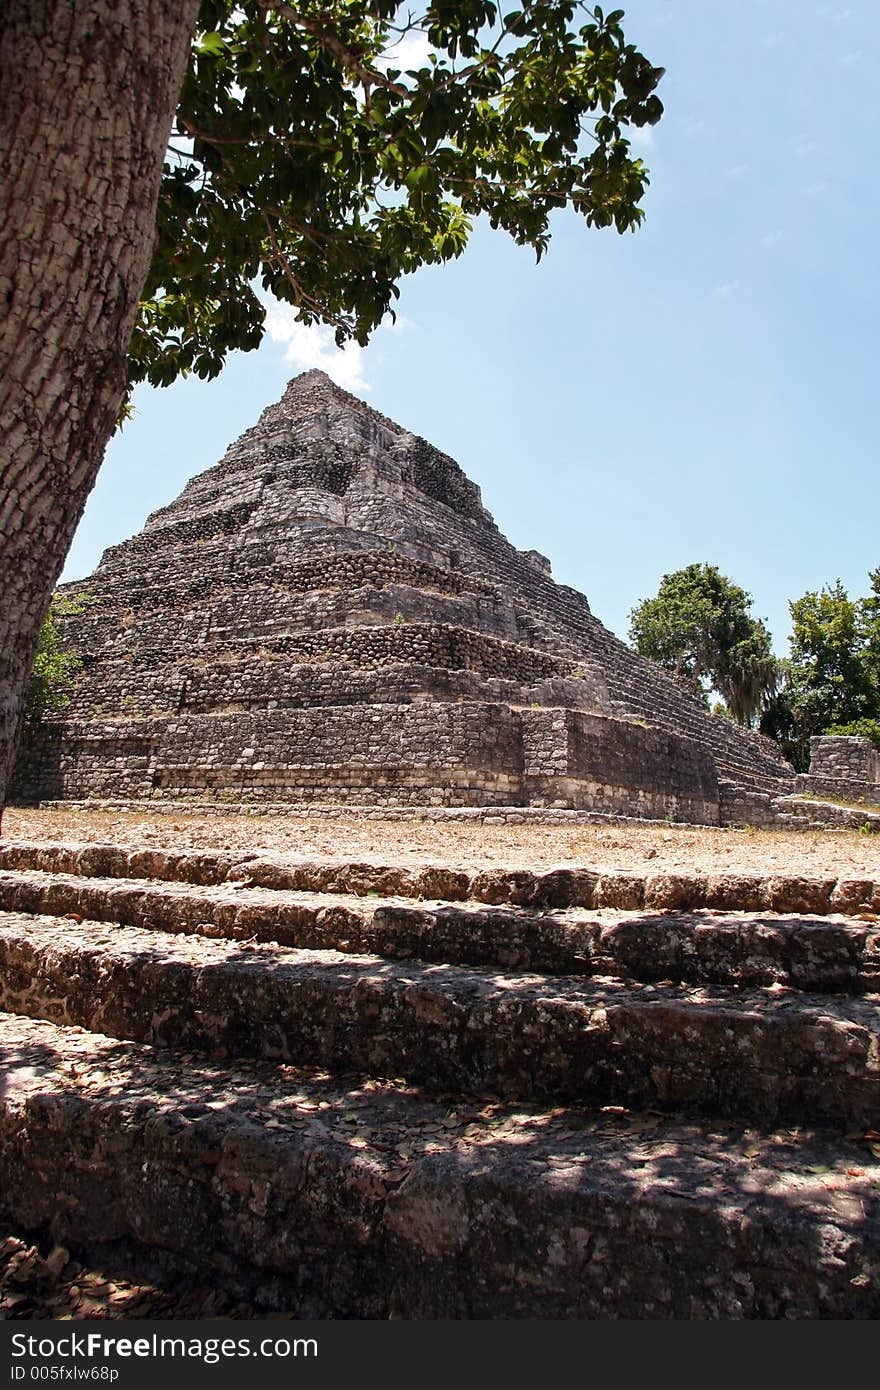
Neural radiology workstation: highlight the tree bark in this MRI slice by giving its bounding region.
[0,1,200,826]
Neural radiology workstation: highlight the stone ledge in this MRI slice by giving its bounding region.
[0,868,877,991]
[1,913,878,1126]
[777,796,880,831]
[795,774,880,805]
[2,839,877,915]
[2,1013,878,1317]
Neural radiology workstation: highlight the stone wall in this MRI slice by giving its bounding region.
[12,705,720,822]
[12,726,160,803]
[62,623,588,717]
[718,781,780,829]
[13,706,525,808]
[795,736,880,804]
[522,709,719,823]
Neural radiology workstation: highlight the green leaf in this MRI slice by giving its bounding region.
[195,32,226,57]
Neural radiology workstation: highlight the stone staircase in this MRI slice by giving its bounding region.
[1,838,879,1317]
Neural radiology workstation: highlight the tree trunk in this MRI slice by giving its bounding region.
[0,1,200,827]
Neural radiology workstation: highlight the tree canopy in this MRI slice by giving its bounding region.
[629,563,880,767]
[628,563,779,727]
[133,0,664,390]
[858,566,880,696]
[769,573,880,766]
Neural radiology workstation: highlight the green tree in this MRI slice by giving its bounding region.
[0,2,662,821]
[628,563,779,726]
[778,576,880,768]
[718,620,779,727]
[24,594,89,724]
[858,566,880,697]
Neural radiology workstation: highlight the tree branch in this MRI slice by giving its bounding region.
[254,1,409,96]
[261,212,350,331]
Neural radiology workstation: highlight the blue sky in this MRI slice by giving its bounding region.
[63,0,879,654]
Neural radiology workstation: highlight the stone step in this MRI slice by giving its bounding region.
[779,796,880,832]
[1,1011,878,1318]
[1,912,878,1127]
[0,868,878,993]
[2,840,877,915]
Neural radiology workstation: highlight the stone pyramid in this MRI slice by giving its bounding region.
[13,370,795,821]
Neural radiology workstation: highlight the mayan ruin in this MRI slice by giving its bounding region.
[15,368,878,830]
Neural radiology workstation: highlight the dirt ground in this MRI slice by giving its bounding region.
[4,806,880,877]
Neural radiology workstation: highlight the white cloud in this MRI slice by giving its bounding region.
[376,30,433,74]
[263,308,370,391]
[762,229,784,248]
[262,300,413,392]
[711,279,740,299]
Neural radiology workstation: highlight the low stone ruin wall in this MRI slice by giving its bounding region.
[796,736,880,805]
[11,728,160,803]
[718,781,782,828]
[12,705,720,822]
[810,735,880,783]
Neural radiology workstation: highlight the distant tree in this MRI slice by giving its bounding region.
[628,563,779,726]
[0,1,663,821]
[717,622,780,728]
[858,566,880,696]
[756,671,798,760]
[776,575,880,768]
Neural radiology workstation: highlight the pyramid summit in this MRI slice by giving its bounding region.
[13,371,796,821]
